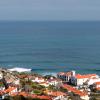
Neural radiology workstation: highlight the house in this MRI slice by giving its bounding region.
[58,70,99,86]
[19,92,29,97]
[85,78,100,86]
[37,95,52,100]
[39,82,49,87]
[70,73,99,86]
[48,91,67,100]
[3,86,17,95]
[17,74,27,79]
[93,82,100,91]
[62,84,89,100]
[0,87,18,99]
[32,77,45,83]
[57,71,72,82]
[11,92,52,100]
[13,79,20,85]
[47,78,62,86]
[6,79,14,84]
[77,93,89,100]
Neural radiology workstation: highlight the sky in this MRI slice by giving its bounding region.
[0,0,100,21]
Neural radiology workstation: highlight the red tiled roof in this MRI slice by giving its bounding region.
[30,94,51,100]
[58,71,72,76]
[0,91,4,95]
[95,82,100,85]
[48,91,67,97]
[62,84,88,96]
[66,72,72,76]
[0,90,52,100]
[58,71,97,79]
[3,87,16,93]
[75,74,97,79]
[96,87,100,91]
[58,72,66,75]
[11,92,18,96]
[19,92,28,97]
[38,95,51,100]
[17,75,27,78]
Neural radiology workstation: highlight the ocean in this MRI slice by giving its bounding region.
[0,21,100,75]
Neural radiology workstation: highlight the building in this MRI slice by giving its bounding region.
[3,87,18,95]
[70,74,99,86]
[48,91,67,100]
[32,77,45,83]
[0,86,18,99]
[39,82,49,87]
[93,82,100,91]
[85,78,100,86]
[62,84,89,100]
[47,78,62,86]
[57,71,72,82]
[57,70,99,86]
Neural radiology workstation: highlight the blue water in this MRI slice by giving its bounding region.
[0,21,100,75]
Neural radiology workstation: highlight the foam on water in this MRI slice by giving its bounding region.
[8,67,31,72]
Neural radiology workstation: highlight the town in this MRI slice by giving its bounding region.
[0,68,100,100]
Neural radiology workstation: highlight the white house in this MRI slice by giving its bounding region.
[62,84,89,100]
[47,78,62,86]
[48,91,67,100]
[13,79,20,85]
[58,70,99,86]
[70,73,99,86]
[61,70,99,86]
[86,78,100,86]
[4,87,18,95]
[93,82,100,91]
[0,87,18,99]
[32,77,45,83]
[79,94,89,100]
[39,82,49,87]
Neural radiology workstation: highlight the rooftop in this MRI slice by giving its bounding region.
[95,82,100,85]
[62,84,88,96]
[48,91,67,97]
[58,71,98,79]
[75,74,97,79]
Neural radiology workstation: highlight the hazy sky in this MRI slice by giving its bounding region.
[0,0,100,21]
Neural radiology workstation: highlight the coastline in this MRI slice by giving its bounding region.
[1,66,100,77]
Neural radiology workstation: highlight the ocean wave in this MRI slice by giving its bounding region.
[8,67,31,72]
